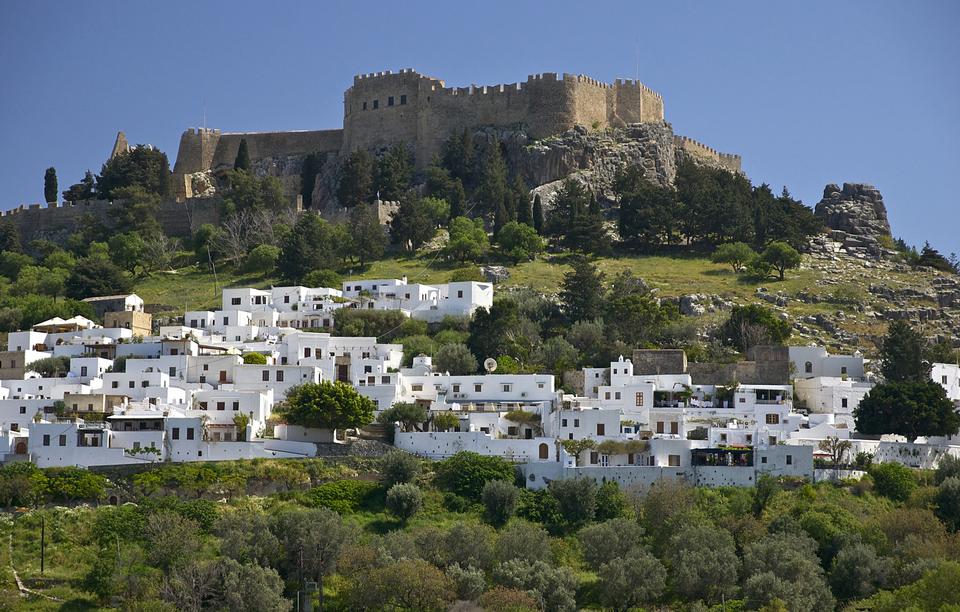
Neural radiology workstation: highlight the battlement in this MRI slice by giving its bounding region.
[340,67,668,167]
[675,135,742,172]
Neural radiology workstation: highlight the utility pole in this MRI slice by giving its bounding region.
[40,515,45,575]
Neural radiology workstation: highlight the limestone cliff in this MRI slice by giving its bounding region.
[813,183,892,258]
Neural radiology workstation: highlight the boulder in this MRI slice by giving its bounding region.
[480,265,510,284]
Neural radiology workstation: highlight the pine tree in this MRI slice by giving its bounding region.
[533,194,545,234]
[234,138,251,171]
[43,167,57,203]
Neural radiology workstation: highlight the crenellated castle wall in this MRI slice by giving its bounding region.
[674,135,742,173]
[340,69,667,167]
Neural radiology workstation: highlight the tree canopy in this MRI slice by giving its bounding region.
[279,381,376,431]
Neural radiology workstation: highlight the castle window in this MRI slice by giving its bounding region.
[400,94,407,105]
[388,96,394,106]
[362,101,367,110]
[373,99,379,109]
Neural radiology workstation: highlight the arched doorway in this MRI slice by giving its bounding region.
[14,441,26,455]
[538,443,549,460]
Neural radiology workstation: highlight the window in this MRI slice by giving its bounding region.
[539,443,548,459]
[615,392,621,400]
[452,384,461,393]
[284,295,290,304]
[635,392,643,406]
[761,456,768,464]
[457,290,463,298]
[804,361,812,374]
[590,452,599,465]
[596,423,605,436]
[628,453,635,465]
[841,398,848,409]
[412,384,423,392]
[656,421,664,434]
[362,101,367,110]
[388,95,394,106]
[382,376,390,384]
[507,426,518,436]
[670,422,678,435]
[42,434,50,446]
[568,433,574,440]
[841,366,848,375]
[304,347,311,358]
[59,434,66,446]
[141,380,148,388]
[172,428,180,440]
[81,366,87,376]
[199,376,206,384]
[373,99,379,109]
[574,419,580,428]
[223,317,229,325]
[786,454,793,465]
[199,402,208,410]
[19,406,25,414]
[562,418,568,427]
[400,94,407,105]
[668,454,681,467]
[943,375,948,384]
[262,370,270,382]
[739,397,745,403]
[474,384,482,392]
[231,297,241,305]
[128,381,135,388]
[765,413,780,425]
[187,428,194,440]
[276,371,284,382]
[604,392,611,400]
[364,365,372,373]
[112,381,118,389]
[217,402,225,411]
[232,402,239,411]
[502,384,511,393]
[170,348,178,356]
[169,367,176,377]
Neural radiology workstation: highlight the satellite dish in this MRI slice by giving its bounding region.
[483,358,498,373]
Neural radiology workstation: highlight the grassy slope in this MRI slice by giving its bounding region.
[134,247,941,351]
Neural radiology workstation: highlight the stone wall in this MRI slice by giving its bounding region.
[172,127,342,200]
[674,135,742,172]
[342,69,668,168]
[2,196,259,243]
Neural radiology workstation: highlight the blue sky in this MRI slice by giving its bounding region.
[1,1,958,253]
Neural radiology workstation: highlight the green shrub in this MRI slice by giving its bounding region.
[434,451,516,501]
[869,462,917,502]
[242,352,267,365]
[244,244,280,275]
[302,479,382,513]
[385,483,423,522]
[482,479,519,526]
[380,450,421,487]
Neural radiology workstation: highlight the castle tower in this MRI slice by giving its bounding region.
[110,131,130,159]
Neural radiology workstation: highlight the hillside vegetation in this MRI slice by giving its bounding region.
[3,454,960,610]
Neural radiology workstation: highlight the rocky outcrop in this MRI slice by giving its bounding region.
[813,183,892,258]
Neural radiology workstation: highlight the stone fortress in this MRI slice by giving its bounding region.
[4,68,742,240]
[170,68,741,199]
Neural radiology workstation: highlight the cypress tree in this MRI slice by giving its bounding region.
[43,167,57,203]
[234,138,251,171]
[448,179,466,220]
[533,194,545,234]
[494,197,509,234]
